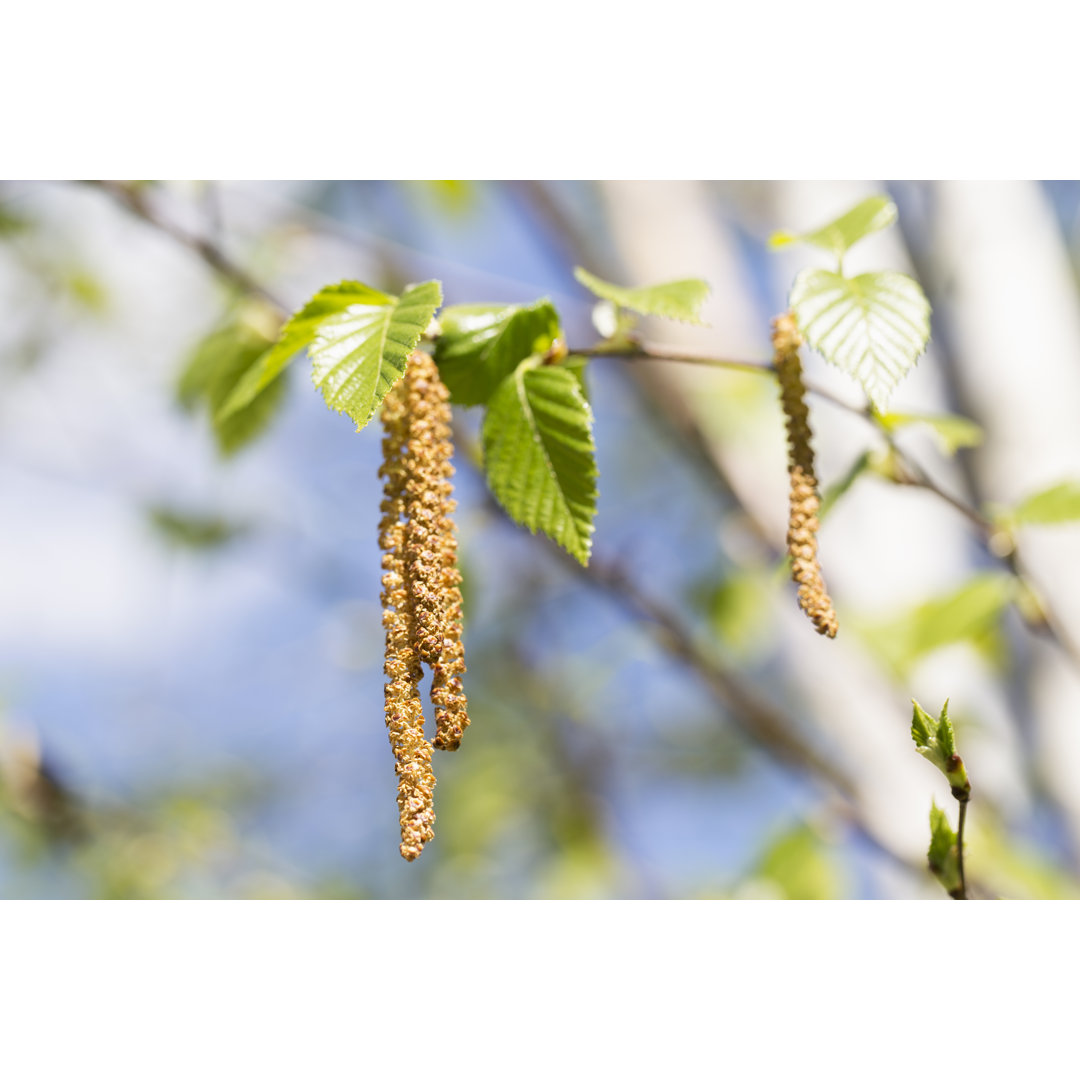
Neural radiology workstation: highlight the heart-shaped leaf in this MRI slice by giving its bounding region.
[789,269,930,410]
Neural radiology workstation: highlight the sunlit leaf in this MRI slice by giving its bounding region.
[877,411,983,455]
[862,573,1014,676]
[482,362,598,564]
[309,280,442,429]
[770,195,898,259]
[751,823,844,900]
[1010,480,1080,526]
[218,280,441,431]
[911,699,970,798]
[574,267,709,325]
[790,268,930,410]
[435,300,560,406]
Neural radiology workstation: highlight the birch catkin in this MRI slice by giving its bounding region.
[378,350,469,860]
[773,313,838,639]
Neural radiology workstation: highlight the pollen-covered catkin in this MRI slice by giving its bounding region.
[379,367,436,861]
[398,352,470,752]
[378,350,470,860]
[773,312,838,639]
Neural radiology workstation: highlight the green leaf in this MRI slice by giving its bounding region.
[573,267,710,325]
[218,280,442,430]
[790,268,930,410]
[751,823,843,900]
[562,354,590,401]
[178,311,287,456]
[705,571,774,659]
[482,362,598,564]
[147,506,248,550]
[1010,481,1080,526]
[862,573,1014,677]
[309,280,442,429]
[819,451,874,522]
[928,801,962,896]
[770,196,898,259]
[434,300,561,406]
[911,699,969,797]
[877,411,983,455]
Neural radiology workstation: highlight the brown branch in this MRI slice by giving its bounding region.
[583,341,1080,675]
[80,180,286,312]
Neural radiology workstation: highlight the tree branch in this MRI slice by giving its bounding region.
[81,180,286,312]
[582,340,1080,674]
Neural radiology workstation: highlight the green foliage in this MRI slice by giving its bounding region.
[309,280,442,429]
[789,269,931,411]
[705,572,774,658]
[750,822,844,900]
[863,574,1014,677]
[178,308,287,456]
[218,280,442,431]
[770,195,899,260]
[574,267,710,325]
[928,801,962,896]
[482,361,598,565]
[1004,480,1080,527]
[911,699,970,798]
[876,411,983,455]
[819,450,874,521]
[435,300,561,406]
[147,507,247,550]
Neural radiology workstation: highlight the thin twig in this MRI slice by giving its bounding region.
[956,799,968,900]
[583,340,1080,675]
[81,180,286,312]
[585,341,869,417]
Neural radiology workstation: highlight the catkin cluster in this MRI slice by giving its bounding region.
[773,313,838,639]
[379,350,468,861]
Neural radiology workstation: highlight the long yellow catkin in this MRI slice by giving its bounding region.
[378,351,469,860]
[773,313,838,639]
[379,361,436,861]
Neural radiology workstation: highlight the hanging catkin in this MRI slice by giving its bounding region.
[773,312,838,639]
[378,350,469,860]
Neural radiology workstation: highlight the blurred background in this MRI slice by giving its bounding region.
[2,179,1080,899]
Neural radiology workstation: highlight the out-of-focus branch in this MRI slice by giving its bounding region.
[80,180,286,311]
[581,340,1080,674]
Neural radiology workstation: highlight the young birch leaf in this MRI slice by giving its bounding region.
[1009,481,1080,526]
[819,450,873,522]
[770,196,898,259]
[863,573,1014,677]
[435,300,561,406]
[911,699,969,797]
[928,801,962,896]
[482,363,598,564]
[573,267,709,325]
[310,280,442,429]
[877,411,983,455]
[789,269,931,411]
[179,314,286,456]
